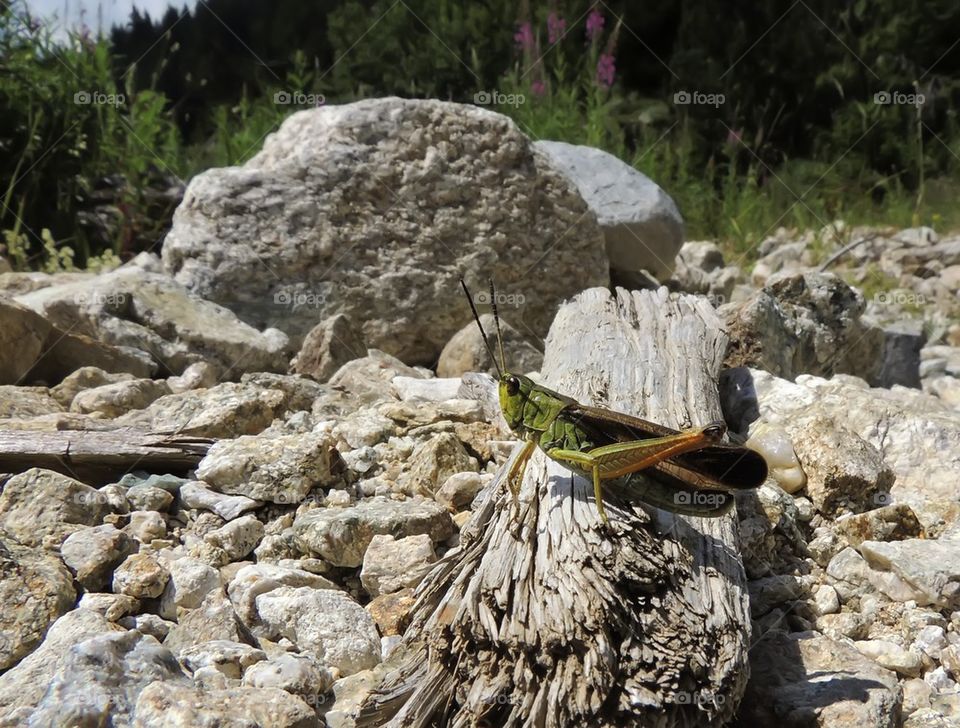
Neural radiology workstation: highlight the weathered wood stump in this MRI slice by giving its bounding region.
[0,429,212,483]
[358,287,753,727]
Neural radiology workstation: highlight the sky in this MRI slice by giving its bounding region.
[23,0,197,35]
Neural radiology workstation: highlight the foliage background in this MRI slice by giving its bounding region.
[1,0,958,267]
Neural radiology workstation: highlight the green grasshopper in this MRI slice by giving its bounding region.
[461,279,768,523]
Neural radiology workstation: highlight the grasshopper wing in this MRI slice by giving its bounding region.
[565,404,768,491]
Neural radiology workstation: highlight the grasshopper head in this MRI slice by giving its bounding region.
[498,372,535,432]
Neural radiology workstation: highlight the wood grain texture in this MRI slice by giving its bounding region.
[357,287,752,728]
[0,429,211,483]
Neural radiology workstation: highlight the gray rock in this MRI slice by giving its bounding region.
[747,574,806,618]
[0,385,62,419]
[125,510,167,543]
[255,586,381,675]
[113,552,170,599]
[204,515,265,563]
[197,432,336,504]
[812,584,840,616]
[163,590,249,657]
[328,349,424,402]
[360,534,437,598]
[160,557,222,620]
[132,682,316,727]
[331,408,397,450]
[179,481,263,521]
[15,266,289,376]
[0,532,75,670]
[437,313,543,378]
[724,272,888,383]
[119,472,190,493]
[290,313,367,382]
[668,241,740,303]
[0,298,52,385]
[60,523,134,591]
[242,652,334,700]
[390,376,463,403]
[49,366,135,407]
[750,369,960,531]
[162,98,608,364]
[77,592,140,621]
[166,360,219,393]
[118,613,175,642]
[70,377,171,417]
[435,471,485,511]
[27,629,187,726]
[0,468,110,548]
[226,563,339,632]
[835,504,923,547]
[125,484,175,512]
[854,639,923,677]
[178,640,266,679]
[117,381,291,438]
[398,432,478,497]
[739,631,901,728]
[873,319,925,388]
[0,609,124,716]
[816,612,871,640]
[535,139,682,281]
[788,418,895,516]
[859,539,960,608]
[293,496,455,568]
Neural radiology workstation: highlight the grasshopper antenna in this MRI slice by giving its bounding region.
[459,277,503,378]
[488,278,507,375]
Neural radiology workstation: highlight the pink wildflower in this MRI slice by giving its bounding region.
[586,9,605,42]
[596,53,616,89]
[547,12,567,44]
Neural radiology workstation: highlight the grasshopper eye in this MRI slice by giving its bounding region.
[504,375,520,396]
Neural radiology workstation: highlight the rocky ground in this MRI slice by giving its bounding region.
[0,98,959,727]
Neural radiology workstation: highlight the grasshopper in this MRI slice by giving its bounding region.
[461,279,768,523]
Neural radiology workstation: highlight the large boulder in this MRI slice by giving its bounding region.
[161,98,608,364]
[534,139,684,282]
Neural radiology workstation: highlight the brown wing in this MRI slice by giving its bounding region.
[564,403,768,490]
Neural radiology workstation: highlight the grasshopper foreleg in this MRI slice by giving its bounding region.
[504,440,536,513]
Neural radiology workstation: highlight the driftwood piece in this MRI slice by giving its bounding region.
[357,287,754,727]
[0,428,212,483]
